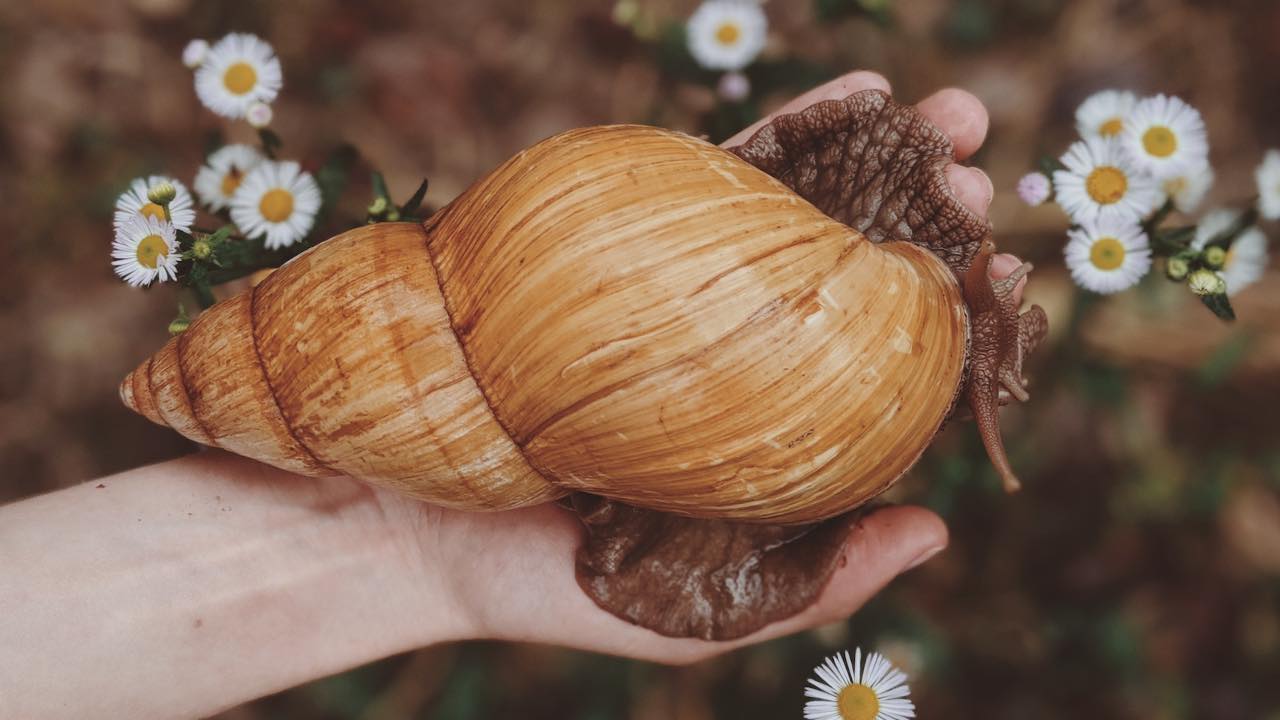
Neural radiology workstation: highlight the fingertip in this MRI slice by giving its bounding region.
[945,164,994,217]
[809,506,948,617]
[990,253,1030,304]
[916,87,990,159]
[721,69,892,147]
[710,506,948,650]
[832,69,891,97]
[990,253,1023,276]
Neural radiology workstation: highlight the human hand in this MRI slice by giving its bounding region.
[383,70,1025,663]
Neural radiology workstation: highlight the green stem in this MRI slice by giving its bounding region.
[1144,199,1174,235]
[192,281,216,309]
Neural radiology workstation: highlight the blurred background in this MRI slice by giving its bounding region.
[2,0,1279,717]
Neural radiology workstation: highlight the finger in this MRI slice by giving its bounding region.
[717,505,947,650]
[945,164,994,218]
[990,253,1029,306]
[721,70,891,147]
[915,87,989,161]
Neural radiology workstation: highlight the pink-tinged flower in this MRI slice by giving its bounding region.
[1016,172,1051,207]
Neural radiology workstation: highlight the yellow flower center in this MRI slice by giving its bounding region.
[135,233,169,269]
[837,683,879,720]
[715,21,740,46]
[139,202,167,221]
[1085,166,1127,205]
[259,188,294,223]
[223,62,258,95]
[1099,117,1124,137]
[1142,126,1177,158]
[221,167,245,197]
[1089,236,1126,271]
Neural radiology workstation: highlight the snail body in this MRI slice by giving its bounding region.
[123,124,968,524]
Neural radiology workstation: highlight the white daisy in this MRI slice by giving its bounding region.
[686,0,767,72]
[1191,208,1242,251]
[229,160,321,250]
[114,175,196,233]
[194,33,283,120]
[1120,94,1208,179]
[1064,218,1152,294]
[183,39,210,69]
[112,215,179,287]
[805,649,914,720]
[1159,162,1213,214]
[1192,209,1269,296]
[1254,149,1280,220]
[193,144,264,211]
[1075,90,1137,140]
[1054,137,1160,226]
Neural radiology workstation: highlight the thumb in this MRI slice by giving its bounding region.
[736,505,948,644]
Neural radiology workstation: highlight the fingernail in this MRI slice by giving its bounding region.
[905,545,945,571]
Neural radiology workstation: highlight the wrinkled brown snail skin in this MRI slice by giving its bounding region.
[120,90,1047,641]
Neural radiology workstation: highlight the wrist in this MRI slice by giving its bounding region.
[0,451,473,719]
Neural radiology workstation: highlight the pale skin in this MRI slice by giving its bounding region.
[0,71,1026,719]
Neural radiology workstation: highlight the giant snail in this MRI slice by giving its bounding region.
[121,91,1047,640]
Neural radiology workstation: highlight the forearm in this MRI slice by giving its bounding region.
[0,451,467,720]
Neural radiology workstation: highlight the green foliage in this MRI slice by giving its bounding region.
[258,127,283,159]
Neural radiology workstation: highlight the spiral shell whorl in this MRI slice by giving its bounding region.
[121,222,560,510]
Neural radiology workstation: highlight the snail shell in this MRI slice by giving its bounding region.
[122,124,969,524]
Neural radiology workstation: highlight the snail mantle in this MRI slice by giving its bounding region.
[120,90,1047,641]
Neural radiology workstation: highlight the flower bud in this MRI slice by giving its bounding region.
[1165,256,1189,280]
[717,72,751,103]
[1188,268,1226,296]
[367,196,389,217]
[168,316,191,335]
[191,237,213,260]
[1016,172,1051,207]
[612,0,639,26]
[147,182,177,206]
[1203,245,1227,269]
[183,39,210,69]
[246,102,273,129]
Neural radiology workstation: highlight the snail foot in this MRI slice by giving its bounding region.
[961,241,1048,494]
[569,494,854,641]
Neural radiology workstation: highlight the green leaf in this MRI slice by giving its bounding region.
[1199,293,1236,322]
[399,178,430,217]
[202,130,225,160]
[258,128,283,159]
[1151,226,1195,255]
[206,224,236,245]
[1036,155,1065,176]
